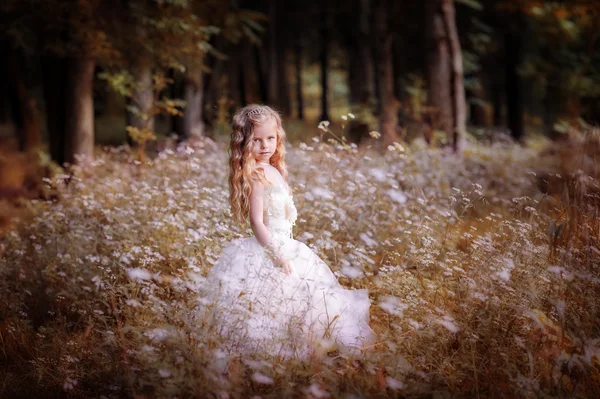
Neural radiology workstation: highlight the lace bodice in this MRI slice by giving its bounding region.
[262,166,297,240]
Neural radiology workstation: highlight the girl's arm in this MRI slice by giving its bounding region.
[249,178,291,274]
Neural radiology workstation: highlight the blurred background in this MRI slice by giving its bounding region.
[0,0,599,188]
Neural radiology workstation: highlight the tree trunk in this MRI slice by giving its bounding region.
[505,20,524,140]
[469,71,487,126]
[64,57,96,165]
[375,0,400,146]
[441,0,466,151]
[543,77,561,139]
[349,0,375,110]
[295,41,304,120]
[492,77,503,126]
[0,47,10,123]
[370,4,381,115]
[184,70,205,138]
[426,0,453,142]
[277,46,291,116]
[320,3,330,122]
[348,45,360,106]
[379,36,400,146]
[255,45,268,104]
[42,56,68,165]
[267,0,292,115]
[127,64,154,132]
[224,43,242,109]
[238,59,247,106]
[201,35,222,128]
[267,0,279,106]
[7,49,41,152]
[392,36,404,104]
[173,69,206,139]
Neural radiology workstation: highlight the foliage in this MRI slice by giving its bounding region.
[99,71,185,158]
[520,2,600,97]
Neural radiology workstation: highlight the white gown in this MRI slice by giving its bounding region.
[204,165,375,359]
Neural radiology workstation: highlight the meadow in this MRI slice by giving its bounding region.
[1,126,599,398]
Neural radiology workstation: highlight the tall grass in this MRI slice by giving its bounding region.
[1,130,599,398]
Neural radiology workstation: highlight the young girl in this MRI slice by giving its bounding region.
[205,104,375,359]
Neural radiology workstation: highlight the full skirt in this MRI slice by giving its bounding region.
[203,237,375,359]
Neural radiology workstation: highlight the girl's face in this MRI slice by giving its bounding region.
[251,118,278,164]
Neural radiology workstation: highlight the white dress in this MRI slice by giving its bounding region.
[204,165,375,359]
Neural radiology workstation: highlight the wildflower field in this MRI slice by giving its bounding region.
[1,130,600,398]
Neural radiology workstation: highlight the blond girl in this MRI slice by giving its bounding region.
[206,104,375,358]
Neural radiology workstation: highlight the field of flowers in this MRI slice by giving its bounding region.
[1,129,599,398]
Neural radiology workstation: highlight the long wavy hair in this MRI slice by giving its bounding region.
[229,104,288,225]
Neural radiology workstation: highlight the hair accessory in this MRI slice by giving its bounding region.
[247,108,268,117]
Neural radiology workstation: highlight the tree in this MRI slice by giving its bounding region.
[426,0,453,143]
[4,0,116,165]
[265,0,291,115]
[60,1,114,166]
[64,58,96,165]
[347,0,375,111]
[294,40,304,119]
[491,0,600,136]
[319,0,331,122]
[374,0,401,146]
[504,13,525,140]
[5,46,41,152]
[425,0,466,151]
[0,4,42,153]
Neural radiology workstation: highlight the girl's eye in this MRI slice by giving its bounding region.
[268,137,275,140]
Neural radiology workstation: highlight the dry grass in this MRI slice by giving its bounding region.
[0,128,599,398]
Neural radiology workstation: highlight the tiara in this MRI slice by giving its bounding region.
[247,108,268,116]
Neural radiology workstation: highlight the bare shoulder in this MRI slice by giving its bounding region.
[253,165,277,186]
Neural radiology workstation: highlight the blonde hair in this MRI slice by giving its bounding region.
[229,104,288,225]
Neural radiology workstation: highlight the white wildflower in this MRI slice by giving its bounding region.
[306,383,330,398]
[359,233,377,247]
[63,377,78,391]
[496,258,514,282]
[317,121,330,131]
[438,315,460,333]
[158,369,171,378]
[378,296,408,317]
[386,189,408,204]
[125,299,142,307]
[126,268,153,281]
[369,168,387,182]
[251,372,274,385]
[385,376,404,390]
[144,328,171,342]
[340,264,364,278]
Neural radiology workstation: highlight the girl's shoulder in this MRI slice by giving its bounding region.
[252,164,278,188]
[260,164,290,192]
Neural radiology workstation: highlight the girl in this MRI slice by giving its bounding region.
[206,104,375,359]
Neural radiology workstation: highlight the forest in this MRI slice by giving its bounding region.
[1,0,600,397]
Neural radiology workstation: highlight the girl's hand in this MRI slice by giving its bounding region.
[277,256,292,275]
